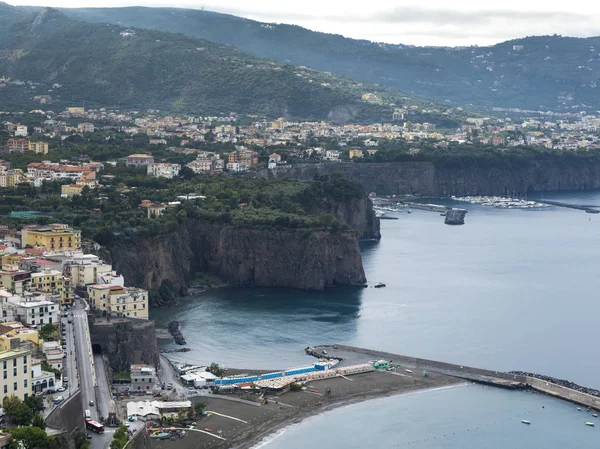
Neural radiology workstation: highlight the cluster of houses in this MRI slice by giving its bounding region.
[0,223,149,319]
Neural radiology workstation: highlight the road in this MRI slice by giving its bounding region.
[72,299,112,449]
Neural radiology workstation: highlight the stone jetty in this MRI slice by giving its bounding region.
[167,320,186,345]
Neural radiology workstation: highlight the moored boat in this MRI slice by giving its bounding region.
[521,420,531,425]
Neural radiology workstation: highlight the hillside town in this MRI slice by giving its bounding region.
[1,105,600,190]
[0,222,149,404]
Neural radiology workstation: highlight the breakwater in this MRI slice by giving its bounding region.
[307,345,600,409]
[167,320,186,345]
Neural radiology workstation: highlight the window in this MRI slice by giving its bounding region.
[3,371,6,379]
[24,365,27,374]
[3,385,6,394]
[13,382,17,391]
[3,361,6,369]
[24,356,27,364]
[13,359,16,367]
[24,379,27,388]
[13,368,17,377]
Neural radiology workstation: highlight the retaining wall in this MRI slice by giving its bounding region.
[45,389,84,435]
[527,377,600,409]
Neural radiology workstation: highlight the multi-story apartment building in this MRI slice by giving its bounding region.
[88,285,148,319]
[63,255,112,288]
[21,224,81,251]
[147,162,181,179]
[30,268,72,306]
[3,297,59,327]
[130,364,158,392]
[0,337,32,401]
[7,139,29,152]
[126,154,155,167]
[0,270,31,294]
[29,142,49,155]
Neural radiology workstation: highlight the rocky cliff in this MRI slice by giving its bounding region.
[90,319,160,372]
[260,158,600,196]
[111,224,366,296]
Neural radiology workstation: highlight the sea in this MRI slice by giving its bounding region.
[151,190,600,448]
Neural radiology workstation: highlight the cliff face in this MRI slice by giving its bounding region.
[306,194,380,240]
[90,319,160,372]
[111,224,366,295]
[260,159,600,196]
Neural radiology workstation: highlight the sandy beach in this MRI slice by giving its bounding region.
[145,370,464,449]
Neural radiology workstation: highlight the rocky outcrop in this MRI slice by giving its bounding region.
[111,224,366,296]
[90,319,160,372]
[260,158,600,196]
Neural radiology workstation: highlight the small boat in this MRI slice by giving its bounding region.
[405,369,413,373]
[521,420,531,425]
[577,407,582,411]
[592,414,598,418]
[585,422,595,427]
[374,282,386,288]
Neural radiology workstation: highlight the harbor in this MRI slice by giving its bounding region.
[130,344,599,449]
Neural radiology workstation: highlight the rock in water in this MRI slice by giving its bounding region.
[167,320,186,345]
[445,209,467,225]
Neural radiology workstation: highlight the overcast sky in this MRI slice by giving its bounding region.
[6,0,600,46]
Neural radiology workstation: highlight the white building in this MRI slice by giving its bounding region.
[31,360,56,394]
[3,296,58,328]
[14,125,28,137]
[147,163,181,179]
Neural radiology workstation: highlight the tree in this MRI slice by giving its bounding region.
[3,396,33,425]
[208,363,225,377]
[25,395,44,413]
[31,413,47,430]
[109,426,128,449]
[9,426,48,449]
[194,402,207,417]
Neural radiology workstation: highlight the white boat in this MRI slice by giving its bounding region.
[521,420,531,425]
[404,369,413,373]
[585,422,595,427]
[577,407,582,411]
[592,414,598,418]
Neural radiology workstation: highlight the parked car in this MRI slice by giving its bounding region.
[86,434,92,440]
[166,383,173,390]
[89,400,94,406]
[46,389,56,394]
[57,386,66,392]
[53,396,64,404]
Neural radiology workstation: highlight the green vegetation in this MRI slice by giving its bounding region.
[59,5,600,112]
[208,363,225,377]
[9,426,48,449]
[0,171,359,248]
[41,361,61,379]
[72,429,91,449]
[113,371,131,381]
[194,402,207,417]
[289,382,303,392]
[109,426,128,449]
[3,395,34,426]
[190,273,222,288]
[0,5,406,122]
[39,323,59,342]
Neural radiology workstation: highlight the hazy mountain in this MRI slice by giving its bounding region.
[0,4,406,121]
[56,5,600,113]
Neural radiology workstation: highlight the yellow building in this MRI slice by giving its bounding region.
[2,254,23,269]
[30,268,72,306]
[0,269,31,294]
[60,184,85,198]
[29,142,49,155]
[0,172,18,188]
[22,225,81,251]
[271,117,285,130]
[88,285,148,319]
[0,322,41,350]
[0,343,32,401]
[67,107,85,114]
[348,149,364,159]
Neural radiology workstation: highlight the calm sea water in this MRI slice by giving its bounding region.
[152,190,600,387]
[151,190,600,448]
[257,384,599,449]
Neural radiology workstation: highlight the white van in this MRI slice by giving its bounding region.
[85,410,91,419]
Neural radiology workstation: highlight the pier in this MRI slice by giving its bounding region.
[536,200,600,214]
[307,345,600,409]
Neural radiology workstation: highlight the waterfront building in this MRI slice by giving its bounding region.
[130,364,158,391]
[87,285,149,319]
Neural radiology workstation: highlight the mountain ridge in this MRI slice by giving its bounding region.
[0,5,408,121]
[48,5,600,113]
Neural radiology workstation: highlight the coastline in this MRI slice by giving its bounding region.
[238,382,469,449]
[144,370,464,449]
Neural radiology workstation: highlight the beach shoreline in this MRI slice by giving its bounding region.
[237,382,469,449]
